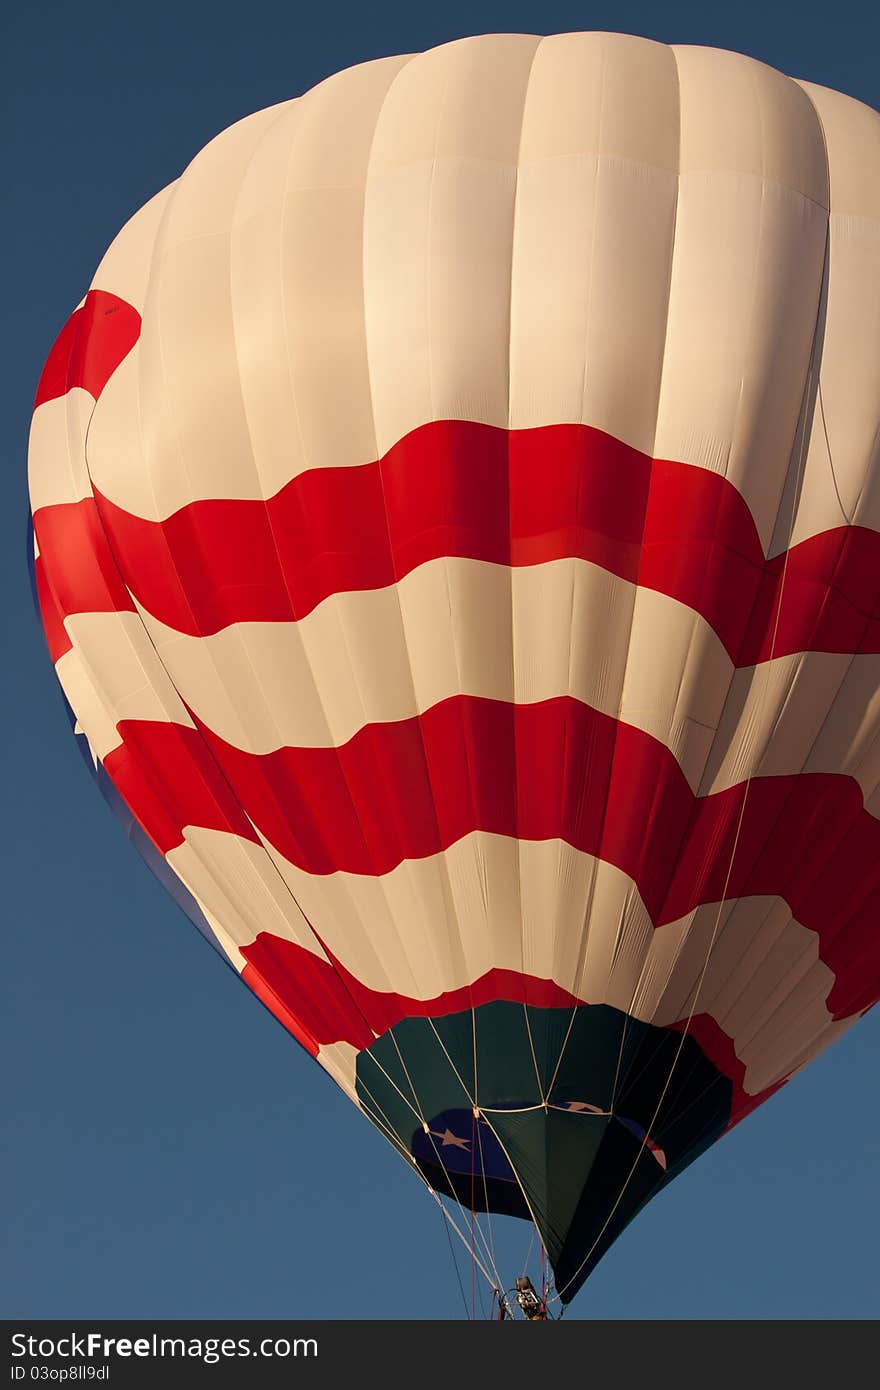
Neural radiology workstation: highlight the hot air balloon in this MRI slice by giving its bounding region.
[27,32,880,1312]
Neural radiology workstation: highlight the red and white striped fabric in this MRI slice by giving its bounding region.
[29,33,880,1129]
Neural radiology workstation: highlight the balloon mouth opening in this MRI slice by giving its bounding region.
[356,1000,732,1302]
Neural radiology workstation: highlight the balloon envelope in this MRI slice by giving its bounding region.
[28,33,880,1304]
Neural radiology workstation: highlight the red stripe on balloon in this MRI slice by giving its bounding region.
[246,952,586,1055]
[28,296,880,668]
[239,941,779,1126]
[241,962,323,1057]
[33,553,73,661]
[30,419,878,663]
[34,290,141,409]
[33,497,137,662]
[103,722,260,854]
[100,698,878,1019]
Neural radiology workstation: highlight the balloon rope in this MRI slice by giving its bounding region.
[437,1192,470,1318]
[521,1225,536,1278]
[471,1110,477,1321]
[424,1017,549,1291]
[523,1004,547,1105]
[354,1067,497,1294]
[385,1026,504,1298]
[360,1067,499,1292]
[470,1007,502,1300]
[356,1041,501,1296]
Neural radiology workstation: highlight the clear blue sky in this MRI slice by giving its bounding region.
[3,0,879,1321]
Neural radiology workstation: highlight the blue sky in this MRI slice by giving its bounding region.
[4,0,879,1320]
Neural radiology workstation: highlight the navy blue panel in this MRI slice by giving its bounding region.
[355,1000,732,1304]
